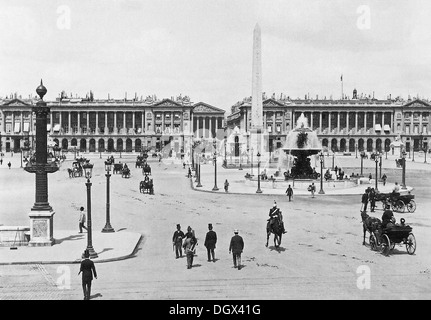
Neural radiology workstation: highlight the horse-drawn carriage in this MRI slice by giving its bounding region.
[68,161,83,178]
[139,176,154,194]
[142,163,151,176]
[368,218,416,256]
[374,191,416,213]
[113,163,123,174]
[122,166,131,178]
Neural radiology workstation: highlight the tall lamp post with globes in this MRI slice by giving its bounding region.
[212,140,219,191]
[102,161,115,233]
[373,152,379,191]
[319,151,325,194]
[401,150,407,190]
[256,152,262,193]
[82,161,98,258]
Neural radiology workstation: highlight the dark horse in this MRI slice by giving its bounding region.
[266,218,283,248]
[361,211,381,245]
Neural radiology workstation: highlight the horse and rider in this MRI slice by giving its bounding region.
[266,201,286,247]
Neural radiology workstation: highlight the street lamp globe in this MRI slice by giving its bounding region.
[82,162,94,180]
[104,161,112,173]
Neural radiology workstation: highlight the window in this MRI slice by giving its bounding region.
[414,125,419,134]
[423,126,428,134]
[6,123,11,133]
[267,125,272,133]
[276,124,281,132]
[405,125,410,134]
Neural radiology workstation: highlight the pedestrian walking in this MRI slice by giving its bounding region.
[361,189,369,212]
[285,184,293,201]
[188,167,192,178]
[78,249,97,300]
[382,174,387,186]
[229,229,244,270]
[0,158,3,165]
[369,188,376,212]
[204,223,217,262]
[224,179,229,193]
[308,182,316,198]
[7,161,11,169]
[79,207,88,233]
[172,224,185,259]
[183,231,197,269]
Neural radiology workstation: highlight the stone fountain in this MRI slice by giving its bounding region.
[280,113,322,179]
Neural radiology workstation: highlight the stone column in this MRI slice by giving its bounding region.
[105,112,108,133]
[328,112,332,132]
[355,112,358,132]
[364,112,367,131]
[337,112,340,132]
[346,112,349,132]
[95,112,99,133]
[68,112,71,134]
[319,112,323,132]
[114,112,117,133]
[59,112,63,133]
[86,112,90,135]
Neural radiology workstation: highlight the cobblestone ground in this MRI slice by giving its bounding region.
[1,153,431,300]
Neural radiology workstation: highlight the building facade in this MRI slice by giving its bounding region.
[226,92,430,157]
[0,94,225,157]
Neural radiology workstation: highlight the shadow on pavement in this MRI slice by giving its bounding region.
[55,234,85,244]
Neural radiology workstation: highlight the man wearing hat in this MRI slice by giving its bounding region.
[78,249,97,300]
[229,229,244,270]
[172,224,185,259]
[204,223,217,262]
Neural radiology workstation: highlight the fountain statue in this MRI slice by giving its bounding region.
[280,113,322,179]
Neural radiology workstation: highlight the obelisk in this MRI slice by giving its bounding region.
[250,23,264,154]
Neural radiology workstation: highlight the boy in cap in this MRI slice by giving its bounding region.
[172,224,185,259]
[229,229,244,270]
[204,223,217,262]
[79,207,87,233]
[183,231,197,269]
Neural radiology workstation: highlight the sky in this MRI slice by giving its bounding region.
[1,0,431,112]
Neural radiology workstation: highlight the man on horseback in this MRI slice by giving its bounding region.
[268,201,286,234]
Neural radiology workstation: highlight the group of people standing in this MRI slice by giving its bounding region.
[172,223,245,270]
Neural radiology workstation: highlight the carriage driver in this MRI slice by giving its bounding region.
[268,201,286,234]
[381,204,396,229]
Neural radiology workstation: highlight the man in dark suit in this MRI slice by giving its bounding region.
[172,224,185,259]
[204,223,217,262]
[78,249,97,300]
[229,229,244,270]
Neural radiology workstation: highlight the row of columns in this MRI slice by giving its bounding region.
[297,111,395,132]
[193,115,224,138]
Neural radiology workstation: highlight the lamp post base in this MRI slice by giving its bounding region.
[212,186,219,191]
[101,224,115,233]
[196,182,202,187]
[83,246,98,259]
[318,190,325,194]
[256,189,262,194]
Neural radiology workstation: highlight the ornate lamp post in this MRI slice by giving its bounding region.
[373,152,379,191]
[360,151,365,176]
[319,151,325,194]
[196,154,202,188]
[256,152,262,193]
[224,136,227,167]
[412,145,415,162]
[212,141,219,191]
[24,80,59,246]
[401,150,407,190]
[250,147,254,176]
[355,143,358,158]
[82,161,98,258]
[425,146,428,163]
[239,145,243,170]
[332,150,335,170]
[102,161,115,233]
[379,153,382,179]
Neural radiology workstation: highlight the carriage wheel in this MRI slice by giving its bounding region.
[380,234,391,256]
[406,233,416,255]
[369,234,378,251]
[406,200,416,213]
[392,200,405,213]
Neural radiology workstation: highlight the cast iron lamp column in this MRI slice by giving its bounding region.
[82,162,98,258]
[373,152,379,191]
[256,152,262,193]
[318,152,325,194]
[102,161,115,233]
[212,152,219,191]
[401,150,407,190]
[196,154,202,188]
[360,152,364,176]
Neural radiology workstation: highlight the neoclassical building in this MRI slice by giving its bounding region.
[226,90,430,156]
[0,93,225,157]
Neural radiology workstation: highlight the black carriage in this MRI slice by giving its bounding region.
[68,161,83,178]
[142,163,151,176]
[122,166,131,178]
[369,218,416,256]
[113,163,123,174]
[139,177,154,194]
[375,191,416,213]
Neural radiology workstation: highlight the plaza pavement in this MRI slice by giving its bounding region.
[0,150,422,265]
